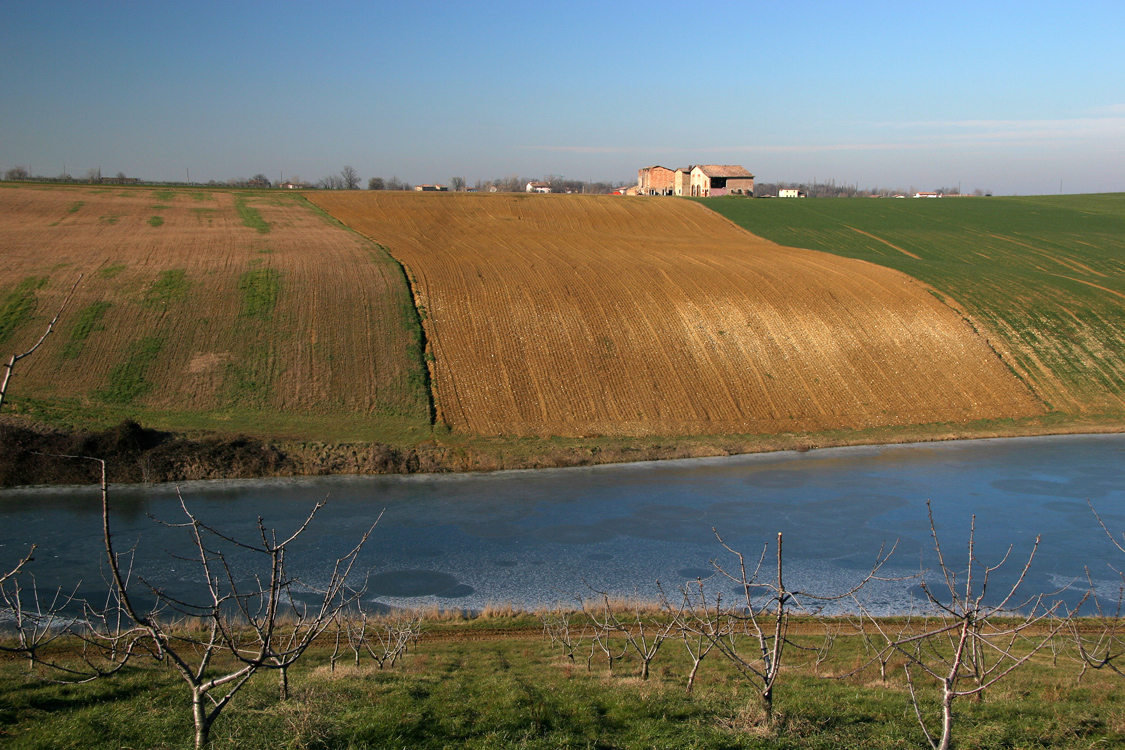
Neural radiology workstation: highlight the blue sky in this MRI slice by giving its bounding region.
[2,1,1122,194]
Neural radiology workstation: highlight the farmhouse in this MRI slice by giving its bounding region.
[526,181,552,193]
[415,184,448,192]
[637,166,678,196]
[913,191,942,198]
[689,165,754,197]
[779,188,806,198]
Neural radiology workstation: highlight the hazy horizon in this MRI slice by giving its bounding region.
[2,1,1122,196]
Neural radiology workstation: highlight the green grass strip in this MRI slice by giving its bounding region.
[237,268,281,320]
[142,269,189,307]
[97,336,164,404]
[147,215,164,227]
[60,301,112,359]
[234,195,270,233]
[0,276,48,346]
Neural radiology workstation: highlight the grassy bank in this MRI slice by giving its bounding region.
[2,616,1121,749]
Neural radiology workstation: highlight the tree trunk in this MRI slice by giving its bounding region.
[192,690,212,750]
[278,664,289,700]
[939,684,955,750]
[686,659,701,693]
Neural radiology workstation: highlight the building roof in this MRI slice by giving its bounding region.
[695,165,754,178]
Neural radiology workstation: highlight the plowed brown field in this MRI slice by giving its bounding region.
[308,191,1044,437]
[0,185,429,440]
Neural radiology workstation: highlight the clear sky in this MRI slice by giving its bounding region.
[2,1,1123,195]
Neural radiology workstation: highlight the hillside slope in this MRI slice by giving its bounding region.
[309,191,1043,437]
[701,194,1125,416]
[0,184,429,442]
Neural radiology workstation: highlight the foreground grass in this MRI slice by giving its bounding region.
[1,621,1122,749]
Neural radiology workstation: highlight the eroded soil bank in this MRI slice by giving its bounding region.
[3,414,1123,487]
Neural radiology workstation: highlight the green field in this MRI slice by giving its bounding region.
[700,194,1125,416]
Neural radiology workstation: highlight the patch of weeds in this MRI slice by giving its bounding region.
[238,268,281,320]
[151,204,171,210]
[189,192,213,202]
[234,195,270,233]
[60,301,112,359]
[98,263,127,279]
[96,336,164,404]
[142,269,190,307]
[99,213,123,225]
[191,207,217,225]
[148,215,164,227]
[152,190,175,202]
[221,359,272,407]
[66,201,84,214]
[0,276,49,346]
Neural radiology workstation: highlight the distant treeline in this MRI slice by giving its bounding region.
[754,180,987,198]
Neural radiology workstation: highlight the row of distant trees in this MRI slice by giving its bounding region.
[754,180,990,198]
[2,165,986,198]
[3,166,134,184]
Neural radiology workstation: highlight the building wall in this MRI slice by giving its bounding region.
[674,169,691,196]
[639,166,676,195]
[689,166,710,196]
[724,177,754,195]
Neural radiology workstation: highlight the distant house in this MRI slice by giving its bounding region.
[279,180,312,189]
[526,181,552,193]
[778,188,806,198]
[637,166,676,195]
[415,184,448,191]
[674,168,693,196]
[688,165,754,197]
[913,191,942,198]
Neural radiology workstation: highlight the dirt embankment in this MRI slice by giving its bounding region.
[5,415,1124,488]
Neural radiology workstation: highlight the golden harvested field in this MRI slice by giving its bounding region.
[308,191,1044,437]
[0,184,429,440]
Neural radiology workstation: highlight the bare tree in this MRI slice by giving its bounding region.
[89,460,375,750]
[862,501,1067,750]
[1070,503,1125,677]
[340,166,361,190]
[662,580,723,693]
[85,167,101,183]
[367,177,385,191]
[449,176,466,192]
[0,276,81,412]
[541,608,588,663]
[331,605,422,670]
[677,531,893,724]
[4,166,30,181]
[584,587,675,680]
